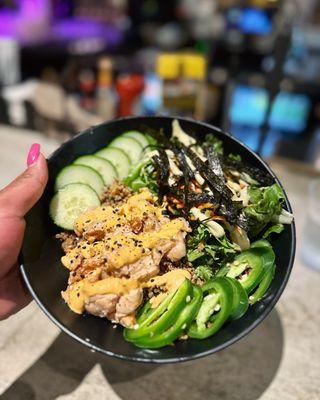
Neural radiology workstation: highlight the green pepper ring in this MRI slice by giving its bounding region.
[251,240,275,272]
[131,285,203,349]
[226,249,265,293]
[249,264,276,304]
[225,277,249,320]
[188,277,233,340]
[124,279,192,342]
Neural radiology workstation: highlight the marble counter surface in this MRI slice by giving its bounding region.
[0,125,319,400]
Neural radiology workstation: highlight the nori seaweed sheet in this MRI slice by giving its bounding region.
[221,157,274,186]
[152,150,170,202]
[148,130,274,228]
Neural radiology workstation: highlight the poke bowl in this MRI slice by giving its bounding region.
[20,116,296,363]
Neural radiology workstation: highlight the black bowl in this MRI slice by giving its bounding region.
[20,116,296,363]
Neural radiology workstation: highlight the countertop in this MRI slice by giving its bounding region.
[0,125,319,400]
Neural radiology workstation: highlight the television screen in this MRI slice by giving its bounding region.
[227,7,272,36]
[229,85,268,127]
[269,92,311,133]
[229,85,311,133]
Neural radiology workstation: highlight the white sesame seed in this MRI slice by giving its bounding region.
[186,295,191,303]
[249,296,254,300]
[182,323,187,330]
[214,304,221,312]
[133,324,139,330]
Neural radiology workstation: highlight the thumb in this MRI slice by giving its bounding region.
[0,144,48,219]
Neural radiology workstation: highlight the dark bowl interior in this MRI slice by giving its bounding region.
[20,116,296,363]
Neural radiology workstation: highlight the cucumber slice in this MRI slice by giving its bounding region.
[123,131,149,150]
[95,147,131,179]
[74,155,117,185]
[54,165,104,196]
[110,136,143,163]
[50,183,100,230]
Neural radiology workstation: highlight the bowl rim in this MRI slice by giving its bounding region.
[20,115,296,364]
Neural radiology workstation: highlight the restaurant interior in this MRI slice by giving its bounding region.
[0,1,319,399]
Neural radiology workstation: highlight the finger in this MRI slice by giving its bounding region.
[0,265,31,320]
[0,150,48,219]
[0,217,25,279]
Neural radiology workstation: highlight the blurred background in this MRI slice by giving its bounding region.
[0,0,320,164]
[1,2,320,399]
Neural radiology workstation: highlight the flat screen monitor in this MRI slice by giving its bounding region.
[229,85,268,128]
[269,92,311,133]
[229,85,311,133]
[227,7,272,36]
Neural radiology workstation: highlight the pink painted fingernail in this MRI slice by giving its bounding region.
[27,143,40,166]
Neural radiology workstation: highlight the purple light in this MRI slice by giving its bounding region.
[52,19,123,46]
[21,0,50,18]
[0,12,18,38]
[0,1,124,47]
[0,0,51,43]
